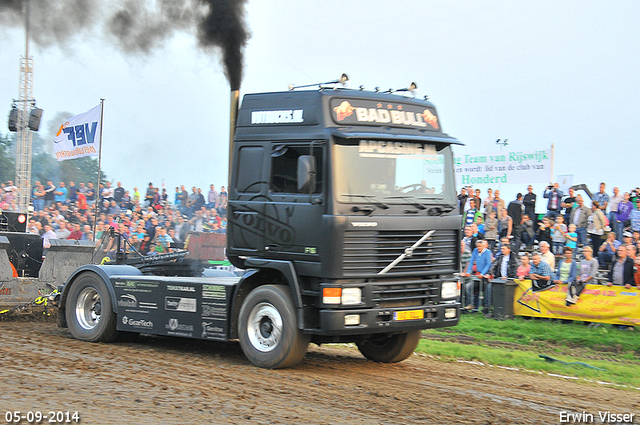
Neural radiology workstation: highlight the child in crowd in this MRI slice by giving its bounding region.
[475,216,485,235]
[552,216,567,255]
[566,224,578,250]
[484,211,498,252]
[517,253,531,280]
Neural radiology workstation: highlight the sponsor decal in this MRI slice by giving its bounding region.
[118,294,137,308]
[202,285,226,300]
[166,318,195,336]
[121,315,153,328]
[114,280,158,293]
[201,321,225,338]
[166,285,196,293]
[251,109,304,124]
[165,297,197,312]
[331,98,440,130]
[202,303,227,319]
[0,288,11,296]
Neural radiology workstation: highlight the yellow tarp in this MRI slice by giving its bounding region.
[513,279,640,326]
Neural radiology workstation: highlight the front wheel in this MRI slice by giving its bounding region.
[356,330,422,363]
[238,285,310,369]
[65,272,118,343]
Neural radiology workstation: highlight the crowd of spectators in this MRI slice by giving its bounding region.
[0,179,228,256]
[459,182,640,328]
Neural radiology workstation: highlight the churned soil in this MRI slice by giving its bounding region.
[1,321,638,424]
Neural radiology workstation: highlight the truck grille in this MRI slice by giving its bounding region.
[371,277,439,308]
[343,229,458,276]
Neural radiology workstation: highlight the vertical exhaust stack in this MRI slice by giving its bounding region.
[229,89,240,186]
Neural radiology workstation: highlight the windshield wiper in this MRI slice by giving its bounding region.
[383,195,427,210]
[416,199,456,215]
[343,194,389,209]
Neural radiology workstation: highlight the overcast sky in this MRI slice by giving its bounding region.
[1,0,639,202]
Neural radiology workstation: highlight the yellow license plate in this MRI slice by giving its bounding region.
[393,310,424,321]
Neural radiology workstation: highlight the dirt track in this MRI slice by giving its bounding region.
[1,321,638,425]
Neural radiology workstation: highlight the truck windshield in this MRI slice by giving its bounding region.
[333,138,456,206]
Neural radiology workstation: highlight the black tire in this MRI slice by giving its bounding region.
[238,285,310,369]
[356,330,422,363]
[65,272,118,343]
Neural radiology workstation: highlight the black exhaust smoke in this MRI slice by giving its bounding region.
[1,0,250,90]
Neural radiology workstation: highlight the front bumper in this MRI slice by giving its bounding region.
[318,302,460,335]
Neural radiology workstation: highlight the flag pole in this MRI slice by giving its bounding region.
[92,99,105,242]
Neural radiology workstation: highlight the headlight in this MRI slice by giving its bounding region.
[322,287,363,305]
[341,287,362,305]
[441,281,459,299]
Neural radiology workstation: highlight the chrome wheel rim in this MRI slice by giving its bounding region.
[247,302,283,352]
[75,287,102,330]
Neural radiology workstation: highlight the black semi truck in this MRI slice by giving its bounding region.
[56,86,462,368]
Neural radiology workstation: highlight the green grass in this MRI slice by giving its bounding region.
[417,315,640,389]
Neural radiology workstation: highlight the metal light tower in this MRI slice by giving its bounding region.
[15,0,34,213]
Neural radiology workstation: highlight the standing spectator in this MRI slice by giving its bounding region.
[44,180,56,208]
[565,224,578,251]
[484,211,499,252]
[593,182,609,214]
[492,190,506,216]
[195,188,206,212]
[174,187,181,209]
[102,181,115,202]
[551,215,567,255]
[179,185,189,215]
[587,201,607,255]
[631,198,640,233]
[498,207,513,241]
[528,252,553,292]
[569,195,591,246]
[67,181,77,205]
[207,184,219,209]
[543,183,563,219]
[507,193,524,250]
[460,240,492,311]
[464,198,480,227]
[114,182,125,204]
[598,232,621,268]
[86,182,96,206]
[33,182,45,211]
[523,185,537,223]
[483,188,494,218]
[561,187,576,222]
[54,182,68,204]
[144,182,155,207]
[187,186,199,216]
[132,187,140,206]
[486,240,519,314]
[566,246,598,305]
[616,192,633,241]
[608,187,623,237]
[473,189,482,214]
[522,214,536,249]
[457,188,468,215]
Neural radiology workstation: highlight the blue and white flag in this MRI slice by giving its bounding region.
[54,104,101,161]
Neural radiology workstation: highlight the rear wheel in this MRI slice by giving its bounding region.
[356,330,422,363]
[238,285,310,369]
[65,272,118,343]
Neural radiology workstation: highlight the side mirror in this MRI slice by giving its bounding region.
[297,155,316,193]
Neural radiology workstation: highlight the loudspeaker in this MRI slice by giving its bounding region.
[0,231,43,277]
[28,107,43,131]
[0,211,28,233]
[8,108,19,132]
